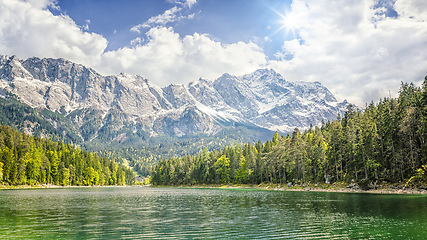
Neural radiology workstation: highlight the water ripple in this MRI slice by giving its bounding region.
[1,187,427,239]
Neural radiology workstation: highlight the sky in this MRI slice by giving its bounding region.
[0,0,426,106]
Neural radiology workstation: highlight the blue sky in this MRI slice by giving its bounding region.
[0,0,426,106]
[55,0,293,58]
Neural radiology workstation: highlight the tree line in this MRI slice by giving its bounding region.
[150,78,427,186]
[0,125,135,186]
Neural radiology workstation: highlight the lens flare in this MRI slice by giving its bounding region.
[271,8,298,39]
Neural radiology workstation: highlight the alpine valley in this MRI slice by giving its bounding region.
[0,55,348,174]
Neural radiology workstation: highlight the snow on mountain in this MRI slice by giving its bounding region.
[190,68,347,132]
[0,54,348,139]
[231,68,346,132]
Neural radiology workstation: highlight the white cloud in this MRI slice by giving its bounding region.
[187,13,195,20]
[131,0,197,33]
[185,0,197,8]
[0,0,107,67]
[131,6,182,33]
[130,37,144,46]
[83,19,90,31]
[27,0,58,10]
[270,0,427,105]
[100,27,267,86]
[167,0,197,8]
[0,0,263,88]
[1,0,426,107]
[394,0,427,21]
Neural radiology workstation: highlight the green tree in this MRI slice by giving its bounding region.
[0,161,3,183]
[236,155,251,183]
[0,146,15,184]
[26,148,43,184]
[84,167,97,186]
[62,167,70,186]
[214,155,230,184]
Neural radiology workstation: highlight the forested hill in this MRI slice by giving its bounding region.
[150,78,427,186]
[0,125,135,186]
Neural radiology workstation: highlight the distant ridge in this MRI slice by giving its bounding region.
[0,54,348,151]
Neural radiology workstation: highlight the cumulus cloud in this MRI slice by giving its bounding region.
[394,0,427,21]
[167,0,197,8]
[0,0,264,87]
[270,0,427,105]
[131,0,197,33]
[1,0,426,106]
[100,27,267,86]
[83,19,91,31]
[130,6,183,33]
[130,37,144,46]
[0,0,107,67]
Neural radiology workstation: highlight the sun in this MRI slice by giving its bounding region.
[271,8,299,39]
[281,12,298,34]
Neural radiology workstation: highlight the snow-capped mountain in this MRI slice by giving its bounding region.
[201,69,348,132]
[0,55,348,143]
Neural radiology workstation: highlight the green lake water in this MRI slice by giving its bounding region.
[0,187,426,239]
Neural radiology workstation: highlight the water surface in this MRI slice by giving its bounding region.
[0,187,426,239]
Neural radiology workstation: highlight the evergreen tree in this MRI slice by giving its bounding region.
[0,125,135,186]
[149,77,427,187]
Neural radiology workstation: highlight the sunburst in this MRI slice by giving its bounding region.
[271,8,298,39]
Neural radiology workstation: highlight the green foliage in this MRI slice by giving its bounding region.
[0,95,81,144]
[90,125,274,177]
[215,155,230,184]
[0,94,276,177]
[235,156,251,183]
[0,125,135,186]
[405,165,427,187]
[0,161,3,181]
[150,77,427,186]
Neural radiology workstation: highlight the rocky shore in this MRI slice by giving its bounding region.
[2,182,427,195]
[171,182,427,195]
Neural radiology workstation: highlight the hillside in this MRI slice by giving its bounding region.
[0,125,135,186]
[0,54,348,175]
[151,79,427,187]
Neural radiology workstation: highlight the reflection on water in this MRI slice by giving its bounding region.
[0,187,426,239]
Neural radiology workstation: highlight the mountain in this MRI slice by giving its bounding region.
[0,54,348,152]
[196,69,348,132]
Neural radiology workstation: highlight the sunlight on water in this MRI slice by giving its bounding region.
[0,187,426,239]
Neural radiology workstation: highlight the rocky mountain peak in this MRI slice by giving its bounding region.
[0,55,33,81]
[162,84,196,109]
[0,55,348,140]
[244,68,284,82]
[0,54,9,65]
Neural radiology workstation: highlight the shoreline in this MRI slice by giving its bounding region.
[2,182,427,195]
[157,182,427,195]
[0,184,135,190]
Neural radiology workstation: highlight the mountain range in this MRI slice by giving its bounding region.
[0,54,348,152]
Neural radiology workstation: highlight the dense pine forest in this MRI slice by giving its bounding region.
[0,125,135,186]
[0,94,274,177]
[151,78,427,186]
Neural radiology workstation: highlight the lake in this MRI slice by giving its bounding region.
[0,187,426,239]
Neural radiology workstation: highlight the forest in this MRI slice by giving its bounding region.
[150,77,427,186]
[0,93,274,177]
[0,125,135,186]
